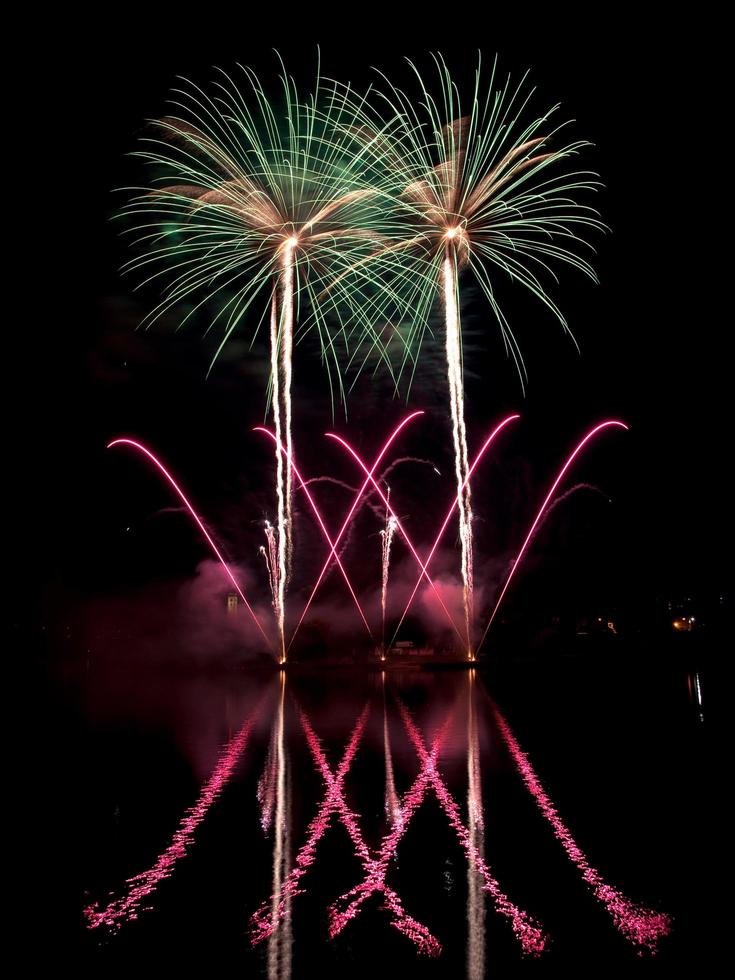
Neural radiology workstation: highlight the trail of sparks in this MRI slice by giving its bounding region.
[443,246,474,657]
[380,489,398,656]
[260,520,280,622]
[476,421,628,654]
[107,438,273,653]
[289,411,423,649]
[255,427,373,641]
[397,698,548,956]
[85,696,264,930]
[371,414,520,652]
[481,686,671,953]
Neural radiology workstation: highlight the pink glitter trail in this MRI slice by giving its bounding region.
[249,705,370,945]
[85,696,265,930]
[483,688,671,953]
[107,438,273,652]
[256,704,441,955]
[328,705,458,946]
[398,699,548,956]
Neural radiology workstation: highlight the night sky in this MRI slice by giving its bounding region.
[19,14,726,634]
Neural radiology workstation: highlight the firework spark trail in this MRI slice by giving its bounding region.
[107,438,273,653]
[327,433,465,644]
[260,520,280,621]
[289,411,423,649]
[443,246,474,657]
[479,685,671,953]
[397,698,548,956]
[250,704,369,946]
[256,427,373,641]
[85,694,265,930]
[269,290,288,663]
[328,701,459,945]
[258,719,279,834]
[380,489,398,654]
[476,421,628,654]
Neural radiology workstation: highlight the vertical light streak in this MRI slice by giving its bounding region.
[85,696,264,930]
[107,438,273,653]
[380,490,398,658]
[443,245,474,658]
[268,672,292,980]
[466,671,486,979]
[381,672,401,825]
[269,238,297,664]
[260,520,280,622]
[482,686,671,953]
[476,420,629,654]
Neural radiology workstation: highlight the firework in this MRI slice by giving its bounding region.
[121,54,399,661]
[379,489,398,657]
[325,54,603,656]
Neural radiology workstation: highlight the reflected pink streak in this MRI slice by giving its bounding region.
[398,700,548,956]
[290,706,439,955]
[255,427,373,640]
[250,705,369,945]
[482,687,671,953]
[477,420,628,653]
[107,438,272,651]
[85,696,265,930]
[289,412,423,649]
[329,706,458,946]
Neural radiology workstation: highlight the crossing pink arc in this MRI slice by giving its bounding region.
[254,427,373,641]
[107,438,273,652]
[476,420,629,655]
[287,411,424,649]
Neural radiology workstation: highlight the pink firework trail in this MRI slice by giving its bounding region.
[480,686,671,953]
[289,411,424,649]
[397,698,548,956]
[255,427,373,642]
[85,696,265,930]
[107,438,273,653]
[476,420,628,653]
[253,703,441,956]
[250,705,370,945]
[328,703,460,947]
